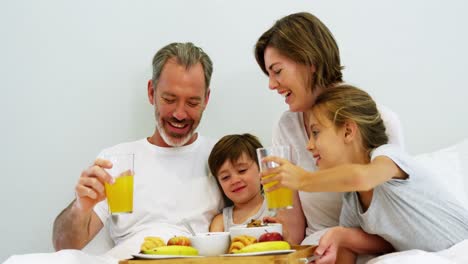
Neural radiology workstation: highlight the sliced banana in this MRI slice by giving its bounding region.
[235,241,291,254]
[142,245,199,256]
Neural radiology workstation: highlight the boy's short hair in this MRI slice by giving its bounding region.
[208,134,263,177]
[208,134,263,207]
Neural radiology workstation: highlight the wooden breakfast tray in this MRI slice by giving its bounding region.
[119,245,316,264]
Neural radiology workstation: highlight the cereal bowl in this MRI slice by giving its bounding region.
[229,223,282,240]
[189,232,230,256]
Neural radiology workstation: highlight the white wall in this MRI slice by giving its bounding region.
[1,0,467,261]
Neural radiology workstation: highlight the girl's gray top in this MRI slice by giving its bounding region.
[340,144,468,251]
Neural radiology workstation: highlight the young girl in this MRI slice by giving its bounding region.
[208,134,268,232]
[260,85,468,263]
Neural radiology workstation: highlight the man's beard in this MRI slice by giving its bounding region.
[155,106,201,147]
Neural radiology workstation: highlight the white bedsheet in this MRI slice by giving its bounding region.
[3,250,118,264]
[4,239,468,264]
[368,239,468,264]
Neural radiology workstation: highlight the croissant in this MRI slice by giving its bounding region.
[228,235,257,253]
[246,219,263,227]
[140,236,166,251]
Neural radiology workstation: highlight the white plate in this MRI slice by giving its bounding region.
[220,249,295,257]
[132,253,204,259]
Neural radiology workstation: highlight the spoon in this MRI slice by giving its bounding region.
[182,218,196,236]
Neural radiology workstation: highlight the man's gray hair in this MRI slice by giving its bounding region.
[151,42,213,92]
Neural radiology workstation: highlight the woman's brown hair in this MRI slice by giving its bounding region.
[255,12,343,91]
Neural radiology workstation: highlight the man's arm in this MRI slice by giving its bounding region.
[52,200,103,250]
[53,158,113,250]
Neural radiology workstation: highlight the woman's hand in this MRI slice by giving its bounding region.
[260,155,308,191]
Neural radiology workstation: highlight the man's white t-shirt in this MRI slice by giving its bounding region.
[272,104,404,242]
[93,135,223,257]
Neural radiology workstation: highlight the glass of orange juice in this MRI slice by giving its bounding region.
[256,146,293,215]
[103,153,134,214]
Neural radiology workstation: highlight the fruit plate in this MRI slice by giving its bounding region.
[132,253,204,259]
[220,249,295,257]
[120,245,317,264]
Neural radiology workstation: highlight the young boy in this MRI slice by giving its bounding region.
[208,134,268,232]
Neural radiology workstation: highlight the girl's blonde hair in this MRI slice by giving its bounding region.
[313,85,388,152]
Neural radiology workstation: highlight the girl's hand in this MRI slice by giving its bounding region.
[314,227,343,264]
[260,156,308,191]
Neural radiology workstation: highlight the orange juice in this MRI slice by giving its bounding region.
[105,175,133,214]
[263,174,293,210]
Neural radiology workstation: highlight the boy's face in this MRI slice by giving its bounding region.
[216,153,262,205]
[306,109,350,169]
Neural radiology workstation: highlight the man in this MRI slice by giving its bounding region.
[52,42,223,259]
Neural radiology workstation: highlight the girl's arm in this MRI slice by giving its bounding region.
[316,226,394,256]
[261,156,407,193]
[209,213,224,232]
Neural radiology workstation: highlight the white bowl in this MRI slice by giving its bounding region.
[189,232,230,256]
[229,223,282,240]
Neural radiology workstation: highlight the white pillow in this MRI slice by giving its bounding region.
[414,139,468,208]
[455,139,468,194]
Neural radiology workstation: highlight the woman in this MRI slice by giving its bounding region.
[254,12,404,245]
